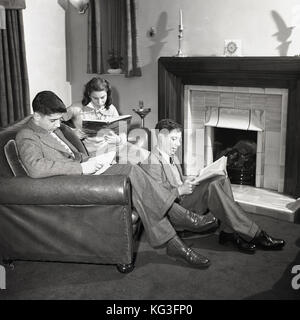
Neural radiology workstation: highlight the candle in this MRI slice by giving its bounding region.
[179,9,183,29]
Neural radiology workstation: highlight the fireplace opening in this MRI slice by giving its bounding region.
[213,128,257,186]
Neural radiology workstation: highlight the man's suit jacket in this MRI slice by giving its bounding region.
[140,146,260,240]
[16,118,88,178]
[139,146,184,199]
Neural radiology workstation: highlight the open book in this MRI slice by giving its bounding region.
[192,156,228,184]
[82,115,132,136]
[82,115,132,137]
[83,114,132,126]
[90,151,116,175]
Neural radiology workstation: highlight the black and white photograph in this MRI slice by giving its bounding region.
[0,0,300,306]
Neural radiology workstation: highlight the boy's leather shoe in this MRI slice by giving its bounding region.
[219,231,256,254]
[167,235,211,269]
[251,230,285,250]
[171,210,218,233]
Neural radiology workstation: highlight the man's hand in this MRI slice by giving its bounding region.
[178,177,196,196]
[81,159,103,175]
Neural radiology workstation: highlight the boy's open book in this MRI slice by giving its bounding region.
[82,115,132,136]
[90,151,116,175]
[192,156,228,184]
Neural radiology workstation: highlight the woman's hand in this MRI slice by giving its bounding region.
[103,131,121,144]
[87,136,105,143]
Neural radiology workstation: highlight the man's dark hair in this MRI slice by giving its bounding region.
[32,91,66,115]
[155,119,182,132]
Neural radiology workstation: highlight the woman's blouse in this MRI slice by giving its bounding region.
[80,102,119,120]
[63,102,125,156]
[64,102,119,125]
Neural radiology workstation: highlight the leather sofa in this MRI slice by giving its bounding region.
[0,116,141,273]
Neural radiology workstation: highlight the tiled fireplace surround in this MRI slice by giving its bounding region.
[184,85,288,193]
[158,57,300,222]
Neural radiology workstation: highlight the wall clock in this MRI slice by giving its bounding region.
[224,40,241,56]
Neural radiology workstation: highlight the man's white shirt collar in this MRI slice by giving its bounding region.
[157,147,173,164]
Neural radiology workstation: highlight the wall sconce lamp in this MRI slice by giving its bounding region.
[69,0,89,14]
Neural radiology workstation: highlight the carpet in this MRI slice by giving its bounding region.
[0,213,299,300]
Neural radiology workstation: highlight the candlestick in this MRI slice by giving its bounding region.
[179,9,183,30]
[133,101,151,128]
[175,9,184,57]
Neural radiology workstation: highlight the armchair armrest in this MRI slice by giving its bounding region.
[0,175,131,205]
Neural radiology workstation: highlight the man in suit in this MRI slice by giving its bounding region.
[16,91,217,269]
[139,119,285,254]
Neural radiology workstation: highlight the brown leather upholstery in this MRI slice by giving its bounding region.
[4,139,28,176]
[0,117,140,272]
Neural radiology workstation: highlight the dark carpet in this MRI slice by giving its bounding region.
[0,213,300,300]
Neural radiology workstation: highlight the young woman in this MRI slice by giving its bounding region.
[64,77,124,156]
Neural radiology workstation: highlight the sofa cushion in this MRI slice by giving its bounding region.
[4,139,28,176]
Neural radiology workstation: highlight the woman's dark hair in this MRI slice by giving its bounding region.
[82,77,112,109]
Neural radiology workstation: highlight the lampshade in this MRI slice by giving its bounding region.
[69,0,89,14]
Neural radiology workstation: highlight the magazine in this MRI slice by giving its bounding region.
[82,115,132,137]
[90,151,116,175]
[192,156,228,184]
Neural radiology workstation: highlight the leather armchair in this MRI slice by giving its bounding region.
[0,116,140,273]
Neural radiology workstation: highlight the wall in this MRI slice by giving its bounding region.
[23,0,71,109]
[25,0,300,127]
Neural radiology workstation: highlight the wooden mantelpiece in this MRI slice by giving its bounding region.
[158,56,300,197]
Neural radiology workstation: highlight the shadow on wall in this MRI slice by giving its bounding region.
[122,11,173,129]
[271,10,294,56]
[143,11,173,73]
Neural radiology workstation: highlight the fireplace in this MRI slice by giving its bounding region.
[184,85,288,193]
[158,57,300,198]
[213,128,257,187]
